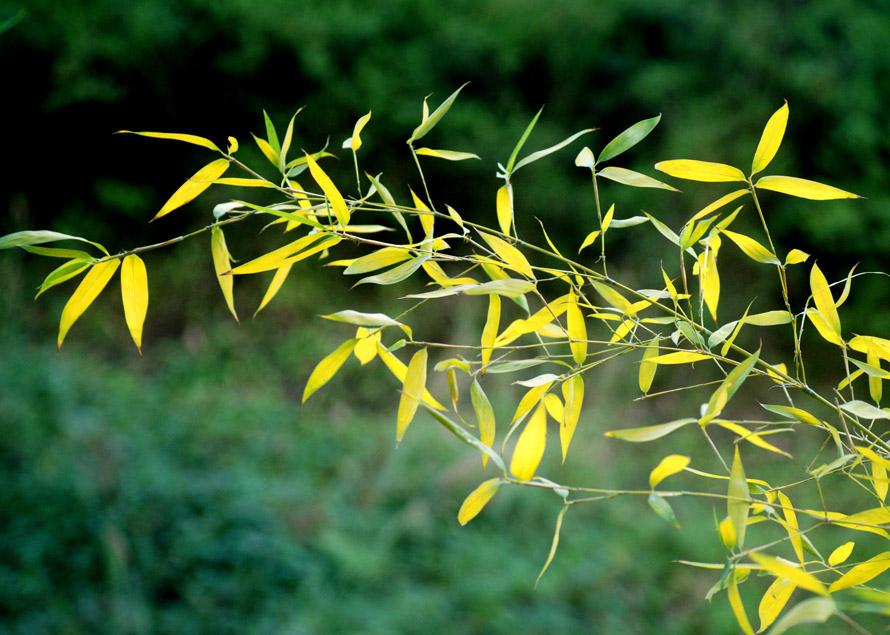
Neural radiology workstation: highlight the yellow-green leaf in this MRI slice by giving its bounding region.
[535,506,568,588]
[805,309,844,348]
[210,226,238,322]
[828,542,854,567]
[57,258,120,349]
[639,337,660,393]
[758,577,796,633]
[828,552,890,592]
[765,597,836,635]
[751,102,789,175]
[566,292,587,365]
[457,478,502,525]
[810,263,841,337]
[375,341,446,411]
[481,294,500,369]
[716,421,791,457]
[649,454,690,489]
[685,189,749,227]
[415,147,480,161]
[231,233,336,275]
[116,130,220,153]
[777,491,804,564]
[728,447,750,549]
[479,232,534,279]
[749,553,828,596]
[471,379,496,468]
[155,158,230,220]
[120,254,148,352]
[254,263,293,317]
[655,159,747,182]
[302,339,358,403]
[560,375,583,461]
[873,460,888,503]
[408,83,468,144]
[597,166,678,191]
[305,151,350,227]
[720,516,737,550]
[346,110,371,152]
[605,418,695,442]
[211,177,278,188]
[510,402,547,481]
[728,573,755,635]
[396,348,428,443]
[755,175,862,200]
[721,229,780,265]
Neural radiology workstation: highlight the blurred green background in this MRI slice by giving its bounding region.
[3,1,890,632]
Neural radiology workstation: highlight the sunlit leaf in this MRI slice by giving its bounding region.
[749,553,828,596]
[755,175,862,200]
[457,478,502,525]
[496,184,514,236]
[776,491,804,564]
[810,263,841,338]
[728,572,755,635]
[655,159,746,182]
[828,542,855,567]
[302,339,358,402]
[684,189,749,227]
[716,421,791,457]
[396,348,428,443]
[751,102,788,175]
[345,110,372,152]
[57,258,120,349]
[507,107,543,173]
[321,310,412,339]
[210,226,238,322]
[785,249,809,265]
[510,402,547,480]
[155,158,230,220]
[805,309,844,348]
[35,259,92,298]
[578,230,600,253]
[758,577,795,633]
[596,166,678,191]
[566,292,587,365]
[720,229,780,264]
[647,351,711,365]
[116,130,220,153]
[481,294,500,369]
[479,232,534,279]
[598,115,660,164]
[649,455,690,489]
[212,177,278,188]
[375,342,446,411]
[304,151,350,227]
[639,337,660,394]
[120,254,148,352]
[415,147,480,161]
[355,254,429,287]
[0,230,108,255]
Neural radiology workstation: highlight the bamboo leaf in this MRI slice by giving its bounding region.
[828,552,890,592]
[343,247,412,275]
[415,148,480,161]
[728,572,755,635]
[0,229,109,255]
[210,226,238,322]
[647,351,712,365]
[481,294,500,368]
[155,158,230,220]
[828,542,855,567]
[471,380,497,468]
[751,102,789,176]
[396,348,428,443]
[345,110,372,152]
[212,177,278,188]
[478,232,534,279]
[756,175,862,200]
[578,230,600,253]
[120,254,148,352]
[639,337,660,393]
[355,254,429,287]
[279,111,299,172]
[840,400,890,420]
[765,598,835,635]
[649,454,690,489]
[57,258,120,349]
[728,447,749,549]
[605,418,695,442]
[596,166,678,191]
[598,115,660,164]
[647,493,680,528]
[457,478,502,525]
[810,263,842,338]
[510,402,547,480]
[375,342,446,411]
[320,310,411,338]
[560,375,583,460]
[785,249,809,265]
[253,134,279,167]
[116,130,220,153]
[496,184,514,236]
[655,159,747,182]
[720,229,780,264]
[776,491,804,564]
[254,263,294,317]
[535,506,569,588]
[805,309,844,348]
[304,152,350,227]
[749,553,828,596]
[758,577,796,633]
[566,291,587,365]
[685,189,750,227]
[506,107,543,173]
[702,349,760,423]
[513,128,596,172]
[409,83,468,144]
[22,246,96,260]
[36,259,92,298]
[302,339,358,402]
[263,109,281,154]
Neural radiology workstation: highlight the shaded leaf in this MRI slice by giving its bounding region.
[535,506,569,588]
[0,229,108,255]
[415,148,480,161]
[765,598,835,635]
[471,380,496,467]
[648,493,680,528]
[728,447,749,549]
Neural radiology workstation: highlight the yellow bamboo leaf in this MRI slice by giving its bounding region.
[841,506,890,527]
[409,187,435,240]
[805,309,844,348]
[212,177,278,188]
[720,516,737,550]
[566,291,587,365]
[253,134,279,167]
[561,375,583,461]
[231,233,334,275]
[302,339,358,402]
[511,383,552,424]
[120,254,148,352]
[785,249,810,265]
[696,248,720,322]
[496,184,514,236]
[510,402,547,481]
[777,491,804,564]
[57,258,120,349]
[655,159,747,182]
[750,553,828,596]
[605,418,695,442]
[479,232,534,279]
[828,542,855,567]
[716,421,791,457]
[210,227,238,322]
[155,158,230,220]
[728,447,750,549]
[543,393,564,423]
[868,348,883,406]
[601,203,615,232]
[728,573,755,635]
[828,552,890,592]
[353,328,380,365]
[578,230,600,253]
[649,454,690,489]
[758,577,796,632]
[254,262,293,317]
[344,247,413,275]
[227,136,238,153]
[414,148,480,161]
[471,379,496,468]
[116,130,220,152]
[347,110,371,152]
[457,478,502,525]
[873,461,888,503]
[751,102,789,175]
[810,263,841,337]
[396,348,428,443]
[304,152,350,227]
[481,294,500,369]
[755,175,862,200]
[646,351,712,365]
[638,337,660,394]
[720,229,780,265]
[375,341,446,410]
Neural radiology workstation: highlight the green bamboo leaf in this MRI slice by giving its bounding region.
[598,115,660,164]
[408,83,468,144]
[728,447,749,549]
[648,493,680,528]
[506,107,544,173]
[596,166,678,191]
[605,418,695,442]
[263,109,281,155]
[0,230,109,255]
[840,400,890,420]
[414,148,480,161]
[210,226,238,322]
[765,598,836,635]
[513,128,595,172]
[321,310,412,339]
[21,245,96,260]
[35,259,92,298]
[535,506,569,588]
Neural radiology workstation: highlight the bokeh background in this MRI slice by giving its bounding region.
[3,1,890,632]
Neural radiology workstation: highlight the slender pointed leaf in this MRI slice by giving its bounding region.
[57,258,120,349]
[598,115,661,164]
[120,254,148,352]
